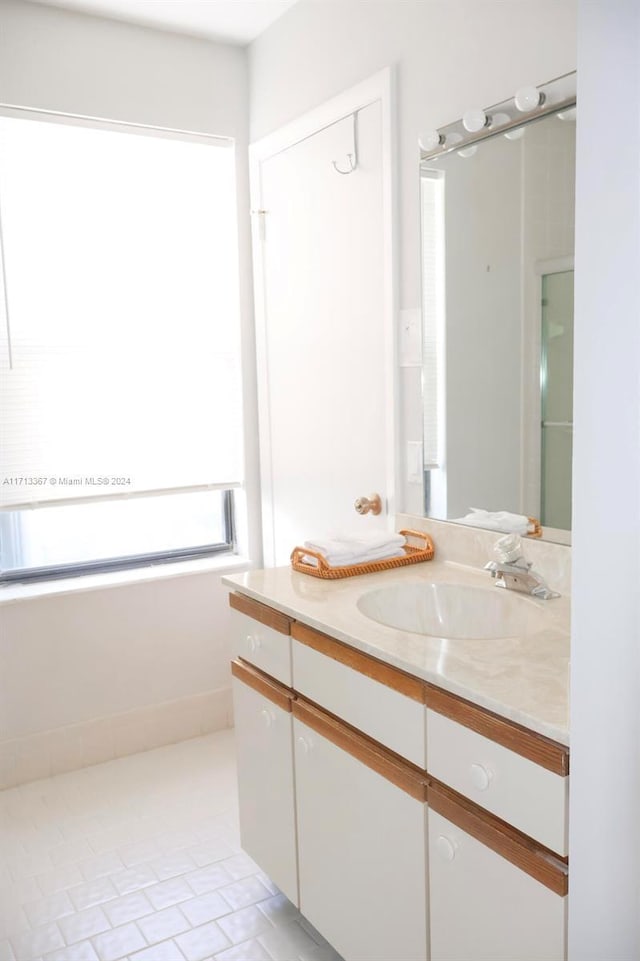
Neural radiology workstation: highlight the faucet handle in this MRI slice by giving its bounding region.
[494,533,524,564]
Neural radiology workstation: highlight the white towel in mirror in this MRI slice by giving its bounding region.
[454,508,532,536]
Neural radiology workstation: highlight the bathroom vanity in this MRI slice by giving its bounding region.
[223,555,570,961]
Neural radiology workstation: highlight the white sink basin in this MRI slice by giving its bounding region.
[357,581,547,640]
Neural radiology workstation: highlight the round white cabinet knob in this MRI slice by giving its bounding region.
[470,762,493,791]
[260,708,274,728]
[247,635,262,653]
[436,835,457,862]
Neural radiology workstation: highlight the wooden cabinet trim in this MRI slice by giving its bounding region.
[291,621,425,703]
[229,592,292,636]
[428,778,568,896]
[426,684,569,776]
[231,659,293,713]
[293,697,428,802]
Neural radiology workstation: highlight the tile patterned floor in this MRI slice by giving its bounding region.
[0,732,343,961]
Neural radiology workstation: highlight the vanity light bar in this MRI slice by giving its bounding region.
[419,70,576,161]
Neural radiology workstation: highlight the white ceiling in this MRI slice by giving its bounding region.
[25,0,301,45]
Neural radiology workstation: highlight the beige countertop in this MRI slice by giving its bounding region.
[223,557,570,746]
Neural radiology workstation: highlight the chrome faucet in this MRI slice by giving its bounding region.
[484,534,560,600]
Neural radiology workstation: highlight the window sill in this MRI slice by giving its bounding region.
[0,553,252,605]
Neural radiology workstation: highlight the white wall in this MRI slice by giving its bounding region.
[0,0,256,785]
[249,0,578,514]
[0,571,236,786]
[1,575,233,739]
[0,0,245,134]
[568,0,640,955]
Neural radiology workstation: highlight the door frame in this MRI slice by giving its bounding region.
[249,69,399,567]
[521,254,574,537]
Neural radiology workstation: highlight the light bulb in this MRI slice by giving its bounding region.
[514,85,544,112]
[557,107,577,122]
[462,108,488,133]
[457,145,478,159]
[418,130,444,152]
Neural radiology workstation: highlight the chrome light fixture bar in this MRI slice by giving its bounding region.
[419,70,576,161]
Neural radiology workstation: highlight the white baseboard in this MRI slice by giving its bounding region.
[0,687,233,790]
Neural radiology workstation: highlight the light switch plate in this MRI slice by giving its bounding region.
[407,441,424,484]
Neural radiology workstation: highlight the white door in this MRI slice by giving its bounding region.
[251,72,396,566]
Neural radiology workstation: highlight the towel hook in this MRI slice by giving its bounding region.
[331,112,359,175]
[332,153,356,175]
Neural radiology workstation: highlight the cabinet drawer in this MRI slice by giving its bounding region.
[292,624,426,767]
[229,593,292,686]
[427,708,568,855]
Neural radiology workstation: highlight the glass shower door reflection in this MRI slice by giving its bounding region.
[541,270,574,530]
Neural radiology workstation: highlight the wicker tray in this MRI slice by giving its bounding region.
[290,529,435,579]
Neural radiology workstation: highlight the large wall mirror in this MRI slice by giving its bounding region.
[419,72,576,543]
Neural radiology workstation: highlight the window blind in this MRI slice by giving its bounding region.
[0,114,243,509]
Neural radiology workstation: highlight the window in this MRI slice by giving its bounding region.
[0,112,243,581]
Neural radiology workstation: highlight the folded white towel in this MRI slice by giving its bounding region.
[302,531,406,568]
[454,508,532,536]
[301,546,406,568]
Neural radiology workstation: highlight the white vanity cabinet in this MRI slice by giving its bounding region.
[228,590,570,961]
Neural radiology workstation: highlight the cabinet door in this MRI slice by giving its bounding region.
[232,671,298,905]
[428,809,566,961]
[293,711,428,961]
